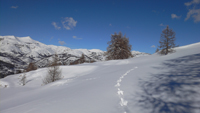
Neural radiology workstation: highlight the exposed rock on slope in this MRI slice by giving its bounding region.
[0,36,149,77]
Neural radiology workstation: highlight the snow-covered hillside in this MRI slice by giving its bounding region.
[0,42,199,113]
[0,35,105,62]
[0,36,149,77]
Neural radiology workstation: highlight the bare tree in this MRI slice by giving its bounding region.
[107,32,132,60]
[20,73,26,86]
[43,54,62,84]
[80,54,85,63]
[158,25,177,55]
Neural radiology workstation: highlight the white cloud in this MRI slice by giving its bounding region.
[109,24,112,26]
[184,0,200,22]
[73,36,82,39]
[185,9,200,22]
[151,45,156,48]
[58,41,66,45]
[185,0,200,6]
[52,22,61,30]
[11,6,18,9]
[171,14,181,19]
[62,17,77,30]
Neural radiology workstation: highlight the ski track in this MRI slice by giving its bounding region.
[115,66,138,113]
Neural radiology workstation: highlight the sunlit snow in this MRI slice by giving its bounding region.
[0,42,200,113]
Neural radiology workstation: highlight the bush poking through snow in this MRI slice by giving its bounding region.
[20,73,26,86]
[43,54,62,85]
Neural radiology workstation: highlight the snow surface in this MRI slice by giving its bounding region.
[0,42,200,113]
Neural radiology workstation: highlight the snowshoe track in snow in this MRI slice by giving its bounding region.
[115,66,138,113]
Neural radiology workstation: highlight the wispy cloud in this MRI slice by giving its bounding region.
[184,0,200,23]
[159,23,165,26]
[73,36,82,39]
[109,24,112,26]
[11,6,18,9]
[171,14,181,19]
[62,17,77,30]
[52,22,61,30]
[185,0,200,6]
[151,45,156,48]
[58,41,66,45]
[185,9,200,22]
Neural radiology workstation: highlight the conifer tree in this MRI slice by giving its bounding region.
[107,32,132,60]
[26,62,37,72]
[158,25,177,55]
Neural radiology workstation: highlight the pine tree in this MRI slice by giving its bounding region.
[158,25,176,55]
[43,54,62,84]
[107,32,132,60]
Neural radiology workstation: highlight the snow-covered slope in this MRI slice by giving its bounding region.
[0,42,199,113]
[0,35,105,60]
[0,36,105,76]
[0,35,148,77]
[131,50,150,57]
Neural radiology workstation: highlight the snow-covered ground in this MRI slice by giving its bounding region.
[0,42,200,113]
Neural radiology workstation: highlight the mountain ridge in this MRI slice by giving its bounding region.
[0,35,149,77]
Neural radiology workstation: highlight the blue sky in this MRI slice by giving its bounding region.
[0,0,200,54]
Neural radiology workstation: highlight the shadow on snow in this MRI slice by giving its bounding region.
[138,53,200,113]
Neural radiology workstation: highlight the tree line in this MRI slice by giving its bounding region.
[107,25,177,60]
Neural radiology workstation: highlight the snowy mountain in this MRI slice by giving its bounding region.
[0,36,105,77]
[131,50,150,57]
[0,36,149,77]
[0,42,199,113]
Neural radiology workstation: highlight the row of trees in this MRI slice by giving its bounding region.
[43,53,96,85]
[106,25,177,60]
[20,53,96,86]
[20,54,62,86]
[69,54,95,65]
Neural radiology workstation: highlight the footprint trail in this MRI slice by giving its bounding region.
[115,66,138,113]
